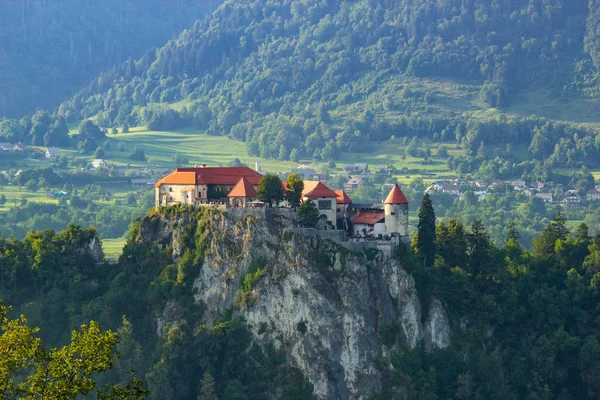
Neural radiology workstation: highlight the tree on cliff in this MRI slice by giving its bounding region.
[415,193,436,268]
[285,173,304,207]
[257,174,284,207]
[0,302,149,399]
[298,200,319,227]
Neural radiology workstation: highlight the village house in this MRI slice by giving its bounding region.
[344,177,364,193]
[535,193,553,203]
[13,143,25,152]
[587,188,600,202]
[0,143,12,152]
[440,184,460,196]
[511,180,527,191]
[343,163,368,174]
[562,195,583,206]
[91,159,108,169]
[45,147,61,159]
[371,165,390,175]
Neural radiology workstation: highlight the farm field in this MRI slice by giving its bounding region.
[102,237,127,259]
[100,127,461,182]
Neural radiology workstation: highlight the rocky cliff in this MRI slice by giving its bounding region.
[138,208,451,399]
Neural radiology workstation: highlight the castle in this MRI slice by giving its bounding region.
[155,166,409,240]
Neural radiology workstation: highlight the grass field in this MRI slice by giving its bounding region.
[102,237,126,258]
[99,127,462,184]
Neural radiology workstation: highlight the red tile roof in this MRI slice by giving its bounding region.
[335,190,352,204]
[155,167,263,188]
[384,184,409,204]
[302,181,338,198]
[352,212,385,225]
[588,188,600,194]
[441,184,460,191]
[227,177,257,198]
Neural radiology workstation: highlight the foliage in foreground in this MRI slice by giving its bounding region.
[0,303,148,399]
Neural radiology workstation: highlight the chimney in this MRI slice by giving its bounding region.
[194,164,198,168]
[201,164,206,168]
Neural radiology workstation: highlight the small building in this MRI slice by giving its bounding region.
[587,188,600,202]
[343,163,368,174]
[45,147,61,159]
[227,177,258,208]
[562,195,582,206]
[351,212,386,236]
[344,177,363,193]
[53,191,68,199]
[0,143,12,151]
[535,193,553,203]
[441,184,460,196]
[511,180,527,191]
[335,190,352,218]
[0,171,10,182]
[13,143,25,152]
[91,159,108,169]
[302,181,338,224]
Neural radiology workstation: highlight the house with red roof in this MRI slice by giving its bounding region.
[301,181,339,223]
[350,184,409,238]
[227,177,258,208]
[587,188,600,202]
[154,166,263,207]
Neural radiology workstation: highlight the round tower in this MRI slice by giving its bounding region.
[384,184,409,237]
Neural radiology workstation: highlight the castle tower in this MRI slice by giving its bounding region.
[384,184,409,237]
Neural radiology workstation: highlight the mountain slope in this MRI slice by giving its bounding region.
[0,0,219,118]
[56,0,600,168]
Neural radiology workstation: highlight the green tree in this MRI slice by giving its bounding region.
[257,174,284,207]
[127,193,137,205]
[26,179,39,192]
[198,372,218,400]
[298,200,319,228]
[0,194,6,206]
[285,173,304,207]
[0,303,149,399]
[95,147,106,158]
[415,193,436,268]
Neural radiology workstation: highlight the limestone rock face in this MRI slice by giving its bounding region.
[140,210,451,399]
[80,236,104,263]
[423,299,451,352]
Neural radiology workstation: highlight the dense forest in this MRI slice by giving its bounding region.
[2,204,600,398]
[54,0,600,169]
[0,0,219,118]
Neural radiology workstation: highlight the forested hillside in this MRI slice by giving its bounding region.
[0,0,219,118]
[58,0,600,168]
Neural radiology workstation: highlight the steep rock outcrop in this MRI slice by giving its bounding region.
[139,209,450,399]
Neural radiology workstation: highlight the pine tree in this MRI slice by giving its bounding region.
[553,212,569,240]
[416,193,436,268]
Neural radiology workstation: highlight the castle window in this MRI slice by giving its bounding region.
[391,212,396,215]
[318,200,332,210]
[169,188,173,192]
